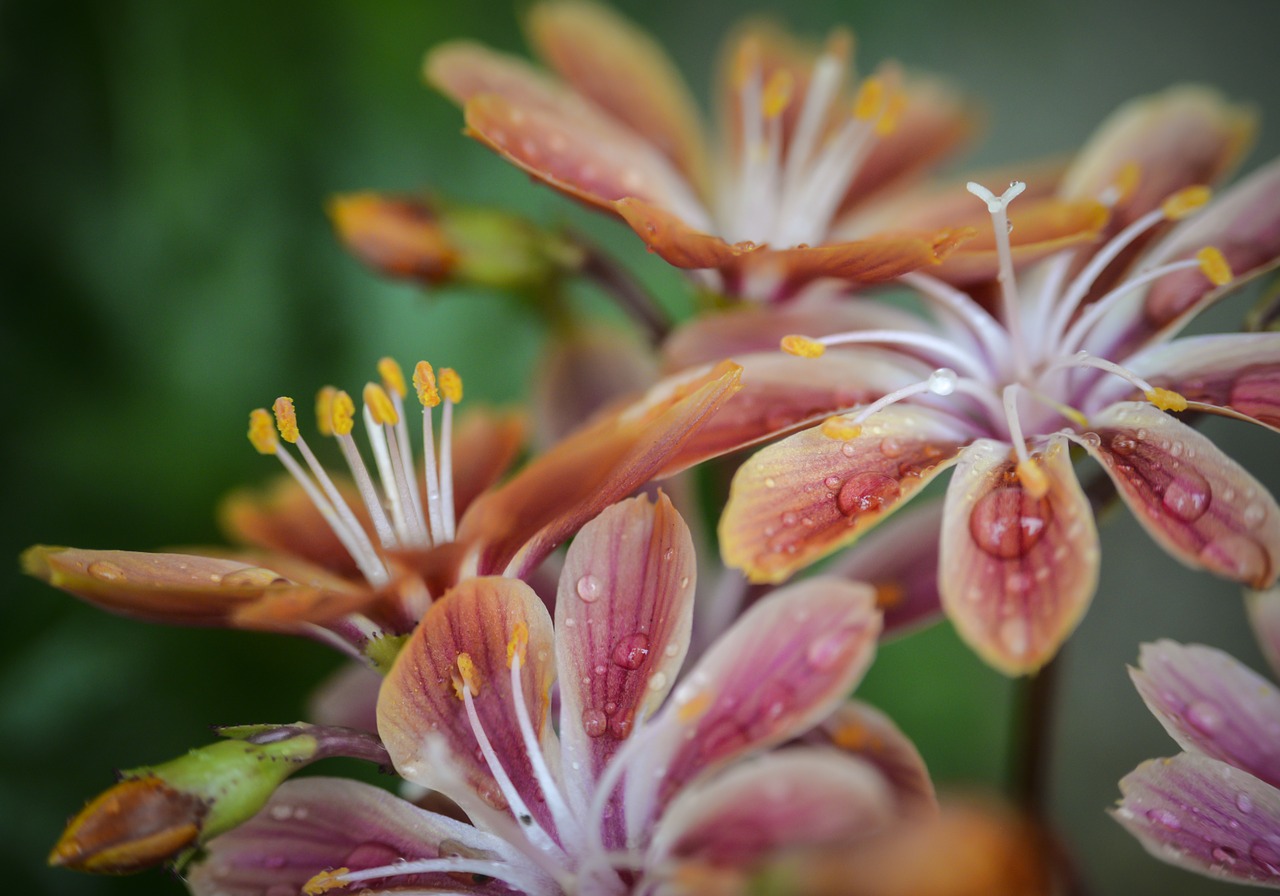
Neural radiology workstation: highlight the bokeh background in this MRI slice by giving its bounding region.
[4,1,1279,893]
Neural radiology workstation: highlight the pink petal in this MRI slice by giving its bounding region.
[554,493,695,822]
[377,577,556,829]
[1248,587,1280,681]
[623,577,881,829]
[187,777,538,896]
[427,39,576,114]
[1079,402,1280,588]
[720,405,969,584]
[1132,640,1280,788]
[1113,753,1280,888]
[939,436,1100,675]
[307,663,381,733]
[647,749,895,869]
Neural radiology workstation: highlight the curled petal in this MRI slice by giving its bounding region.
[648,749,895,870]
[1113,752,1280,888]
[1079,402,1280,588]
[1248,587,1280,681]
[377,577,556,826]
[939,437,1099,675]
[554,493,696,819]
[1132,640,1280,788]
[457,360,742,577]
[720,405,968,584]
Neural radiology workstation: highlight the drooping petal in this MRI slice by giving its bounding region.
[524,0,708,190]
[939,436,1099,675]
[720,405,969,584]
[827,500,945,636]
[1247,587,1280,681]
[1079,402,1280,588]
[554,494,695,829]
[647,749,894,870]
[456,360,742,578]
[1131,640,1280,788]
[377,577,556,829]
[623,578,881,829]
[19,546,366,630]
[187,777,544,896]
[1112,753,1280,888]
[307,663,381,733]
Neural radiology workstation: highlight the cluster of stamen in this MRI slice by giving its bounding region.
[247,357,463,588]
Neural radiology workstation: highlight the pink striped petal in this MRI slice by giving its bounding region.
[940,436,1099,675]
[1079,402,1280,588]
[1248,587,1280,681]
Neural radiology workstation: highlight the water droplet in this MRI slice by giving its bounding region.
[764,477,777,488]
[970,488,1053,559]
[648,671,669,691]
[1080,432,1101,449]
[582,708,608,738]
[781,511,798,526]
[806,628,853,670]
[665,643,679,657]
[1161,470,1212,522]
[999,617,1030,657]
[593,664,606,676]
[611,632,651,670]
[836,472,900,517]
[87,560,126,582]
[1244,502,1268,528]
[220,566,288,588]
[1111,434,1138,455]
[607,713,634,738]
[1146,808,1181,831]
[824,475,842,490]
[269,804,293,821]
[1006,219,1014,234]
[734,240,759,251]
[663,547,674,561]
[1186,700,1224,735]
[576,574,601,602]
[927,368,958,396]
[1237,792,1254,814]
[679,575,691,589]
[1212,846,1239,865]
[604,701,618,715]
[841,442,857,457]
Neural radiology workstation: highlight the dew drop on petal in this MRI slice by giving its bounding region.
[1146,808,1181,832]
[880,437,904,458]
[576,575,601,602]
[221,566,289,588]
[970,488,1053,559]
[611,632,651,670]
[648,671,668,691]
[1161,470,1212,523]
[1243,503,1268,529]
[824,475,843,491]
[805,628,853,671]
[1185,700,1224,735]
[582,708,608,738]
[1237,792,1254,814]
[836,472,900,517]
[1212,846,1239,865]
[87,561,126,582]
[1111,434,1138,456]
[841,442,858,457]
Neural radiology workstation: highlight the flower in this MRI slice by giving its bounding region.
[711,87,1280,674]
[424,0,1049,303]
[186,494,932,896]
[23,356,742,666]
[1111,588,1280,887]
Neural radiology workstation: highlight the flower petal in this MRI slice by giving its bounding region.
[1248,587,1280,681]
[720,405,969,584]
[554,493,696,817]
[939,436,1100,675]
[450,407,528,517]
[187,777,542,896]
[623,577,881,828]
[1112,752,1280,888]
[647,749,895,870]
[307,663,381,733]
[427,39,575,115]
[377,576,556,828]
[1131,640,1280,788]
[1079,402,1280,588]
[456,360,742,578]
[524,0,708,189]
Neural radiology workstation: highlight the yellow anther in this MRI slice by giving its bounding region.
[451,652,481,700]
[303,868,351,895]
[875,91,905,137]
[853,77,884,121]
[331,390,356,437]
[1016,458,1050,500]
[315,387,336,438]
[780,334,826,358]
[761,69,793,120]
[874,580,905,610]
[272,397,299,444]
[676,691,712,723]
[1146,387,1188,413]
[1112,162,1142,204]
[822,416,862,441]
[248,409,278,455]
[412,360,440,408]
[506,621,529,668]
[1162,185,1212,220]
[832,721,871,751]
[439,368,463,403]
[377,357,407,398]
[1196,246,1233,286]
[363,382,399,426]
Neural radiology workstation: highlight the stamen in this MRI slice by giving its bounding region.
[413,361,446,545]
[1015,457,1050,500]
[761,69,793,120]
[807,328,990,379]
[821,416,862,440]
[381,358,429,537]
[780,334,826,358]
[1097,162,1141,207]
[305,858,540,896]
[876,90,905,137]
[1001,384,1034,469]
[438,368,462,541]
[1145,387,1188,412]
[1045,351,1159,399]
[508,650,583,850]
[966,181,1030,376]
[452,652,482,700]
[1058,255,1208,354]
[247,408,278,455]
[900,272,1012,367]
[325,389,396,548]
[315,386,336,438]
[1196,246,1233,286]
[273,397,300,444]
[362,391,415,544]
[1162,185,1212,220]
[507,622,529,668]
[852,77,884,121]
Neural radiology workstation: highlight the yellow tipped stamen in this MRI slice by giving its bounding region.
[676,691,712,723]
[853,77,884,121]
[822,416,862,441]
[832,721,873,751]
[363,382,399,426]
[1110,162,1142,205]
[1196,246,1233,287]
[780,334,826,358]
[272,397,299,444]
[439,368,463,403]
[248,409,278,455]
[1016,458,1050,500]
[874,581,905,610]
[303,868,352,895]
[412,361,441,407]
[452,653,481,700]
[315,387,337,438]
[331,390,356,437]
[377,357,407,398]
[1146,387,1189,413]
[761,69,793,120]
[506,621,529,669]
[875,90,905,136]
[1162,185,1212,220]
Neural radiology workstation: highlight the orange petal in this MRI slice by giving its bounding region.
[327,192,457,285]
[449,406,528,518]
[939,437,1099,675]
[426,39,574,113]
[457,360,743,577]
[720,406,968,584]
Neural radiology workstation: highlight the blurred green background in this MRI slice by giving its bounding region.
[4,1,1279,893]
